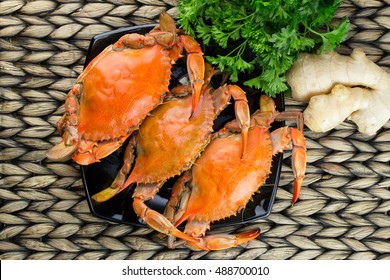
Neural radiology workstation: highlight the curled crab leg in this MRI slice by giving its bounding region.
[230,85,250,157]
[149,11,205,116]
[253,95,306,204]
[291,128,306,204]
[275,111,304,132]
[91,135,137,202]
[164,171,260,250]
[46,84,81,161]
[180,35,205,116]
[270,126,306,204]
[132,182,197,244]
[186,230,261,251]
[170,62,214,98]
[213,85,250,158]
[164,172,192,226]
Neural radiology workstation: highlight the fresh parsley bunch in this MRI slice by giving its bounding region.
[178,0,349,97]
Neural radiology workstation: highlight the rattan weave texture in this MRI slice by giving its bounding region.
[0,0,389,260]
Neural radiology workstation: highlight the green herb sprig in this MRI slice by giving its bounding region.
[178,0,349,97]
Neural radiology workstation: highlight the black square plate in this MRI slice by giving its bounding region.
[81,24,284,229]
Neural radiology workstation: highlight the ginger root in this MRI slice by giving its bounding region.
[286,48,390,135]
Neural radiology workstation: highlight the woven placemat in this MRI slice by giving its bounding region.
[1,0,389,260]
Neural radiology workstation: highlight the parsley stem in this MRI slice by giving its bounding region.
[302,22,326,41]
[226,39,248,57]
[234,13,255,22]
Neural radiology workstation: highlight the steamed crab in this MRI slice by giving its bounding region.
[47,12,205,165]
[91,66,252,244]
[160,95,306,250]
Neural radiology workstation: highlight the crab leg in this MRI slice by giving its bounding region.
[132,182,197,244]
[271,126,306,204]
[91,135,137,202]
[256,95,304,129]
[169,228,261,251]
[230,85,250,156]
[46,84,81,161]
[255,95,306,203]
[171,63,215,98]
[185,230,261,251]
[163,172,193,248]
[213,85,250,158]
[275,111,304,132]
[180,35,205,116]
[113,13,176,50]
[164,172,192,225]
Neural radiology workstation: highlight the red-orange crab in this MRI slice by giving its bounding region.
[47,12,205,165]
[160,95,306,250]
[91,68,252,245]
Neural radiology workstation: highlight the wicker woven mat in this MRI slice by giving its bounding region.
[1,0,390,260]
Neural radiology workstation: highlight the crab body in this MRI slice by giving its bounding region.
[47,12,205,165]
[129,90,215,184]
[183,125,273,224]
[161,95,307,250]
[79,45,172,141]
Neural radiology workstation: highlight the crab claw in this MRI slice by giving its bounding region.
[271,126,306,204]
[180,35,204,117]
[186,229,261,251]
[228,85,250,158]
[46,141,77,161]
[133,197,197,244]
[190,76,204,117]
[47,125,80,161]
[159,11,177,34]
[211,84,250,158]
[91,137,136,202]
[290,127,306,204]
[47,84,82,162]
[92,186,120,202]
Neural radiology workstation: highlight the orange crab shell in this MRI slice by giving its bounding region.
[123,88,215,184]
[176,125,273,226]
[78,44,173,142]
